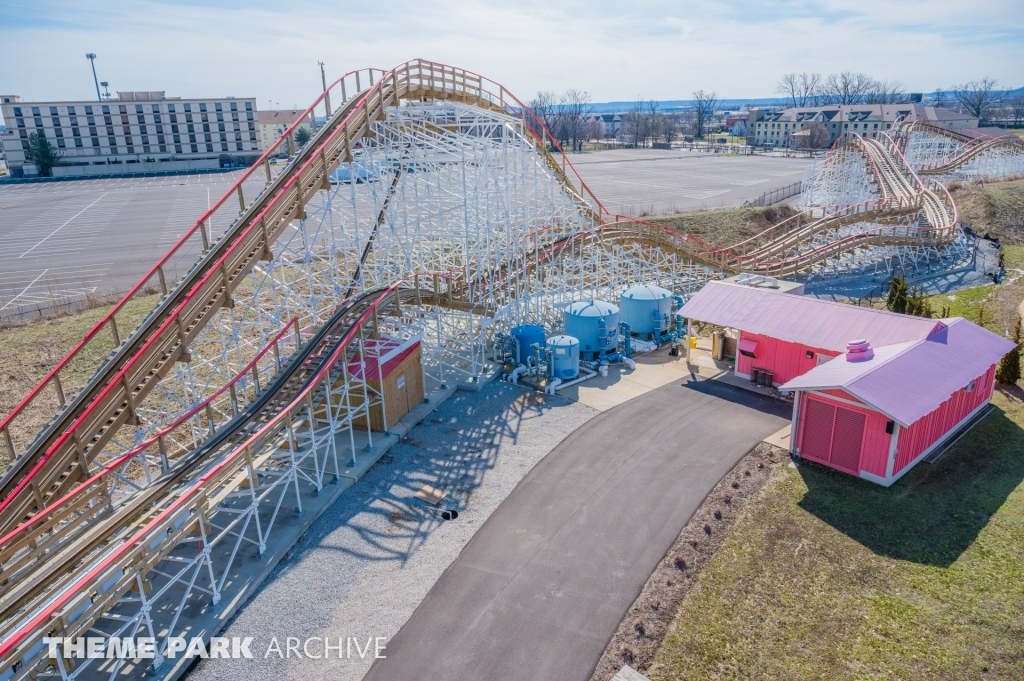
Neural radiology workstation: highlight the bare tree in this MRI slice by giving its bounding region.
[586,117,605,142]
[792,121,831,149]
[776,72,822,108]
[645,100,664,147]
[557,89,593,152]
[932,89,948,108]
[1008,93,1024,127]
[624,98,648,148]
[951,78,998,118]
[527,91,559,146]
[663,113,679,145]
[865,79,906,104]
[691,90,720,139]
[820,72,875,105]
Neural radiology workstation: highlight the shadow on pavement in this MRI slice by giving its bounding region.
[797,404,1024,567]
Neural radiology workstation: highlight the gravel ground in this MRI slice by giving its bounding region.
[186,382,595,681]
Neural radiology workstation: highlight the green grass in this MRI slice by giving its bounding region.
[648,388,1024,680]
[921,245,1024,338]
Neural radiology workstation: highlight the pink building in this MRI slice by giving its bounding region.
[680,281,1014,486]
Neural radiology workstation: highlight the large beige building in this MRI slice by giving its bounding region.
[748,104,979,148]
[0,91,262,177]
[257,109,307,156]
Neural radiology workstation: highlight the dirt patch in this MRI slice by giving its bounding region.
[649,204,799,249]
[948,178,1024,244]
[588,441,789,681]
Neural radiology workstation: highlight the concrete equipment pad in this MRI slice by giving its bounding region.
[363,376,790,681]
[553,345,730,413]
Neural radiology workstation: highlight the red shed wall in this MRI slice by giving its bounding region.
[796,391,892,477]
[893,364,996,474]
[735,332,838,385]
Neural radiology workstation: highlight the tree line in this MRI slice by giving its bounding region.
[527,90,599,153]
[776,72,1024,121]
[529,88,726,151]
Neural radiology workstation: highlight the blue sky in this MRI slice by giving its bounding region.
[1,0,1022,108]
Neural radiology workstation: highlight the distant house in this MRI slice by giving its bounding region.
[257,109,307,155]
[747,104,978,148]
[680,280,1013,486]
[598,113,621,137]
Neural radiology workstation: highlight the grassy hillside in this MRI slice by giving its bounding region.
[948,178,1024,244]
[0,295,159,471]
[648,387,1024,680]
[648,204,799,249]
[919,244,1024,339]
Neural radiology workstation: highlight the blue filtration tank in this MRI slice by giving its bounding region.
[510,324,545,366]
[564,300,619,359]
[619,284,673,336]
[547,335,580,380]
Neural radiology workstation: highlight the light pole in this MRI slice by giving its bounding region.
[86,53,101,102]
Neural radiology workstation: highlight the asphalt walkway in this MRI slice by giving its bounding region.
[364,377,790,681]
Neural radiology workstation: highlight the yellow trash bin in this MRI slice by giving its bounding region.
[689,336,698,349]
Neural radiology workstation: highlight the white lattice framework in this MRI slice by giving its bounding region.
[800,143,880,209]
[790,131,972,281]
[900,123,1024,180]
[0,93,719,681]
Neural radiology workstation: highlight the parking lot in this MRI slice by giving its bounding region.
[568,148,811,215]
[0,171,244,319]
[0,150,810,320]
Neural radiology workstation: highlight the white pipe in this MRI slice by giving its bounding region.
[510,364,528,384]
[599,364,608,377]
[622,356,636,370]
[545,378,562,395]
[548,367,597,393]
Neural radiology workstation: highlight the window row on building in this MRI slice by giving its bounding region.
[0,93,263,175]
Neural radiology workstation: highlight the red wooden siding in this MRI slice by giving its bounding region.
[893,364,995,474]
[801,398,836,464]
[736,332,837,385]
[797,393,892,477]
[858,408,894,478]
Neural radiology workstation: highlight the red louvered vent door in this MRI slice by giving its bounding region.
[801,398,836,464]
[829,407,866,473]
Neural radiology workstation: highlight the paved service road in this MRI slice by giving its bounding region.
[568,148,812,215]
[364,378,790,681]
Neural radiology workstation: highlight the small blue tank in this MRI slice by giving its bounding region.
[564,300,619,359]
[547,335,580,380]
[510,324,545,366]
[619,284,673,336]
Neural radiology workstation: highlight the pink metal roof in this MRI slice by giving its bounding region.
[781,318,1015,425]
[679,281,945,353]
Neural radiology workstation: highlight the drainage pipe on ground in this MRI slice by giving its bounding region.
[545,367,598,395]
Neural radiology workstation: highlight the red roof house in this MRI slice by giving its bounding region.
[680,280,1014,486]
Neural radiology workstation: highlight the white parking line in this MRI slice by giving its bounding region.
[19,193,108,258]
[0,269,48,311]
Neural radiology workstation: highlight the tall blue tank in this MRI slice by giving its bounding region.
[619,284,673,336]
[510,324,545,366]
[564,300,619,359]
[547,335,580,380]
